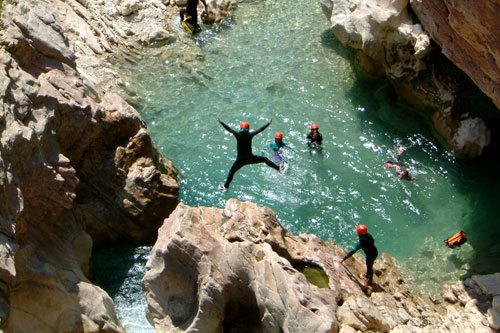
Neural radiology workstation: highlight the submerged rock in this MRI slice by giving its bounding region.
[143,199,495,332]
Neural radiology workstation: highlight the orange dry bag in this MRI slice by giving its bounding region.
[445,230,467,249]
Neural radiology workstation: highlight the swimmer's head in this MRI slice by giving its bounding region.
[275,132,283,141]
[240,121,249,132]
[399,170,409,179]
[311,123,319,131]
[356,224,368,236]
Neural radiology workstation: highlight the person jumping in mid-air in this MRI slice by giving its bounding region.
[180,0,207,34]
[384,146,416,181]
[269,132,297,166]
[218,117,280,191]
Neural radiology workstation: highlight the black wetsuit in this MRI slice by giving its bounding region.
[220,121,280,188]
[307,131,323,146]
[180,0,206,31]
[343,233,379,283]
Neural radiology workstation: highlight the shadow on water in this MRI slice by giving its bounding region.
[92,244,149,299]
[452,159,500,279]
[320,28,356,62]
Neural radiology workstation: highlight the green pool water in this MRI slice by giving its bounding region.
[93,0,500,330]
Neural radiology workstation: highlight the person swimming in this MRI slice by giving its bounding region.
[218,117,280,191]
[269,131,297,165]
[307,123,323,147]
[384,147,416,181]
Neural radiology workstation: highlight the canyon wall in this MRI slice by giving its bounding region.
[0,0,188,330]
[411,0,500,111]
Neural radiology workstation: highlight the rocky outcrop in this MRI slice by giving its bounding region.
[320,0,493,158]
[320,0,432,80]
[143,199,496,332]
[410,0,500,112]
[0,0,208,330]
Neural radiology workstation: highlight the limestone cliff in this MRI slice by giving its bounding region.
[320,0,495,158]
[143,199,498,332]
[0,0,196,330]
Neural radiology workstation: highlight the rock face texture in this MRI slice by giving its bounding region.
[143,199,496,332]
[320,0,493,158]
[411,0,500,111]
[0,0,210,330]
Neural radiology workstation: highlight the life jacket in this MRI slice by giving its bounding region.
[445,230,467,249]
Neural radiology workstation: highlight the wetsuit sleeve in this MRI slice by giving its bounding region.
[220,121,238,135]
[342,241,361,261]
[251,122,271,137]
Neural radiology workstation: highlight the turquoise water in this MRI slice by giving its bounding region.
[95,0,500,330]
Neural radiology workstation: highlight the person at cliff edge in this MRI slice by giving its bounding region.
[339,224,379,286]
[218,117,281,191]
[180,0,207,34]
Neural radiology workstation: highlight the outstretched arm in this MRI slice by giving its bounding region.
[340,242,361,262]
[218,117,237,135]
[384,161,398,169]
[200,0,207,8]
[252,118,273,136]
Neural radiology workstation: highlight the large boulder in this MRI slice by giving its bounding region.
[142,200,339,332]
[143,199,495,332]
[321,0,431,79]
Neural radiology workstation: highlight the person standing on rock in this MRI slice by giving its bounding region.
[218,117,281,191]
[339,224,379,286]
[180,0,207,34]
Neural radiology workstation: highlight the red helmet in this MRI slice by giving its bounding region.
[356,224,368,235]
[311,123,319,130]
[275,132,283,139]
[240,121,250,130]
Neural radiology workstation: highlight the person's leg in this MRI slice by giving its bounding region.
[250,155,279,171]
[187,8,198,26]
[224,159,245,188]
[180,8,186,22]
[365,255,376,285]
